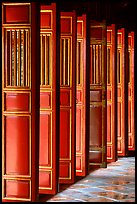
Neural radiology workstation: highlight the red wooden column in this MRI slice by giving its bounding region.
[76,14,90,176]
[59,11,76,184]
[2,2,40,202]
[39,3,60,194]
[117,28,128,156]
[89,20,107,168]
[107,24,117,162]
[128,32,135,151]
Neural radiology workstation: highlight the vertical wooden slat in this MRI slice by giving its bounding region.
[96,45,98,83]
[60,39,62,85]
[63,39,66,85]
[18,30,21,86]
[6,31,10,86]
[93,45,96,84]
[23,30,26,86]
[99,45,102,84]
[26,31,28,86]
[14,31,17,86]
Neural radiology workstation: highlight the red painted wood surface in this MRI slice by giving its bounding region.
[2,2,40,202]
[117,28,128,156]
[128,32,135,151]
[59,11,76,183]
[107,24,117,162]
[39,3,60,194]
[89,20,107,168]
[76,14,90,176]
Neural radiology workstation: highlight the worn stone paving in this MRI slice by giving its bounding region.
[40,157,135,202]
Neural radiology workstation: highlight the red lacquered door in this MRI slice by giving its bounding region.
[39,3,60,194]
[2,3,40,202]
[89,20,107,168]
[107,24,117,162]
[59,11,76,184]
[128,32,135,151]
[76,14,90,176]
[117,28,128,156]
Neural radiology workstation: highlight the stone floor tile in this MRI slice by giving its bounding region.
[45,157,135,202]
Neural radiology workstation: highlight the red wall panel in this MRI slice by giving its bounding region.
[2,2,40,202]
[89,20,107,168]
[59,11,76,184]
[76,14,90,176]
[117,28,128,156]
[39,3,60,194]
[128,32,135,151]
[107,24,117,162]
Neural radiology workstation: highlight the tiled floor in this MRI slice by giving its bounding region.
[40,157,135,202]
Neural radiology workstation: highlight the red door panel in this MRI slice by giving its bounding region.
[39,3,60,194]
[107,24,117,162]
[89,20,107,168]
[128,32,135,151]
[59,11,76,184]
[117,28,128,156]
[2,3,40,202]
[76,14,90,176]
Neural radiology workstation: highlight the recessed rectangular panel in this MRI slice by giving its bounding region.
[77,21,83,36]
[39,171,51,188]
[128,100,131,134]
[3,4,30,24]
[60,109,70,159]
[61,17,72,34]
[76,107,82,152]
[90,90,102,102]
[40,92,51,109]
[59,163,70,178]
[107,104,111,143]
[40,11,52,29]
[60,91,70,106]
[5,179,30,200]
[107,146,111,158]
[90,105,102,146]
[118,140,122,152]
[89,151,102,163]
[5,115,30,175]
[5,92,30,112]
[76,91,82,103]
[76,156,82,170]
[40,113,51,167]
[107,31,111,43]
[90,27,102,39]
[107,90,111,100]
[117,102,121,138]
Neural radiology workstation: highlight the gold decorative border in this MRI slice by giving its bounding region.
[59,162,71,180]
[3,114,31,177]
[59,108,72,161]
[40,31,53,88]
[60,16,72,35]
[2,178,31,201]
[3,27,31,89]
[3,90,31,113]
[39,111,52,168]
[39,169,53,190]
[60,36,72,87]
[40,10,53,29]
[2,3,31,26]
[77,20,84,37]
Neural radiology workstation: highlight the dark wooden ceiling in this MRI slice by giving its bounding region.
[55,0,136,31]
